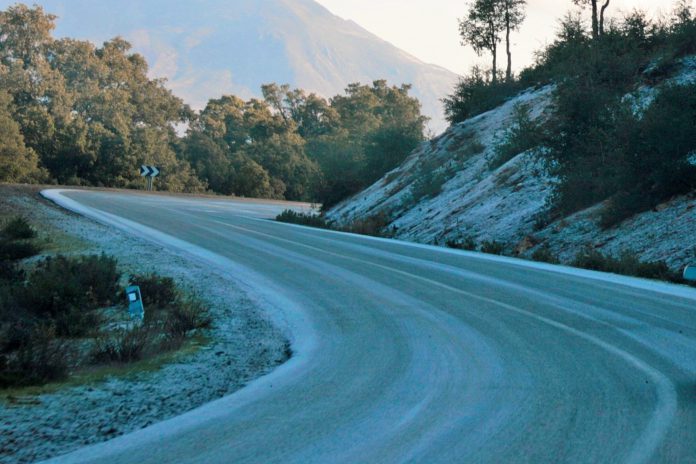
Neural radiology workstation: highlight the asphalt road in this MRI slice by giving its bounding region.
[42,189,696,464]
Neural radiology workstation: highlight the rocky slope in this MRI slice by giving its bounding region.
[328,57,696,271]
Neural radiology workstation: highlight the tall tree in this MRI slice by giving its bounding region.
[573,0,611,38]
[459,0,505,83]
[501,0,527,81]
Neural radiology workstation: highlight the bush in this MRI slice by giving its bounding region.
[410,171,447,203]
[480,240,505,255]
[490,103,546,170]
[572,248,679,281]
[531,246,560,264]
[164,297,211,338]
[0,239,41,261]
[129,274,178,309]
[444,66,524,124]
[446,236,477,251]
[344,212,393,237]
[0,325,68,388]
[2,216,36,240]
[91,326,150,364]
[19,254,120,336]
[276,210,329,229]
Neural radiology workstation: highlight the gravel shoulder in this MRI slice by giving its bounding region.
[0,185,289,464]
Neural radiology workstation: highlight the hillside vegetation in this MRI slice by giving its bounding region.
[329,2,696,273]
[0,4,426,208]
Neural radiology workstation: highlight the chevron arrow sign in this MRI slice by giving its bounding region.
[140,165,160,177]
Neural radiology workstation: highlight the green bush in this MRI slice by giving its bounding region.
[90,326,150,364]
[0,325,68,388]
[480,241,505,255]
[531,246,560,264]
[19,254,120,336]
[410,171,447,203]
[446,237,477,251]
[129,274,178,309]
[164,297,211,338]
[571,248,679,281]
[490,103,545,170]
[444,66,524,124]
[0,240,41,261]
[344,212,393,238]
[2,217,36,240]
[276,210,329,229]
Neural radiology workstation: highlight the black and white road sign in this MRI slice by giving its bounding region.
[140,165,160,177]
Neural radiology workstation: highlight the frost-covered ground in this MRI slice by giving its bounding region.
[328,85,556,247]
[328,57,696,271]
[0,187,288,464]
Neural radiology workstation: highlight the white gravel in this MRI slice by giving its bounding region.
[0,190,289,464]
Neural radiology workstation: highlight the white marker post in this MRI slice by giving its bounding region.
[684,266,696,282]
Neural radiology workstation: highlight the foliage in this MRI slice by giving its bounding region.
[480,240,505,255]
[0,324,68,388]
[531,246,559,264]
[129,273,178,309]
[0,239,40,260]
[275,210,330,229]
[164,296,211,338]
[19,254,120,336]
[571,248,679,281]
[443,66,523,124]
[490,103,544,169]
[91,326,150,364]
[446,236,478,251]
[2,216,36,240]
[409,170,448,203]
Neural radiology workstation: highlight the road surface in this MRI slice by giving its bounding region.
[42,189,696,464]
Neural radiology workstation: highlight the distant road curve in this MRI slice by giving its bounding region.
[41,189,696,464]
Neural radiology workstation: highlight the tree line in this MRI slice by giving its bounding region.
[0,4,426,209]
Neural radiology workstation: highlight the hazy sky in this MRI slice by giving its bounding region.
[315,0,690,74]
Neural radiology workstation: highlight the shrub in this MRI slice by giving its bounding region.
[21,254,120,318]
[531,246,560,264]
[0,240,41,261]
[446,236,477,251]
[490,103,546,170]
[276,210,330,229]
[19,254,119,337]
[0,325,68,388]
[344,212,393,237]
[2,217,36,240]
[90,326,150,364]
[164,297,211,338]
[410,171,447,203]
[480,240,505,255]
[129,274,178,309]
[571,248,679,281]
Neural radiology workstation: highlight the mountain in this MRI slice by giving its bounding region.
[10,0,460,133]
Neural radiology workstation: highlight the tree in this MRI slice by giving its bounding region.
[573,0,611,38]
[459,0,505,83]
[501,0,526,81]
[0,90,42,182]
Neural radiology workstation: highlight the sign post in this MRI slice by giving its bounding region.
[126,285,145,322]
[684,266,696,282]
[140,165,160,191]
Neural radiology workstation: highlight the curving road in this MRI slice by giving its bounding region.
[42,189,696,464]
